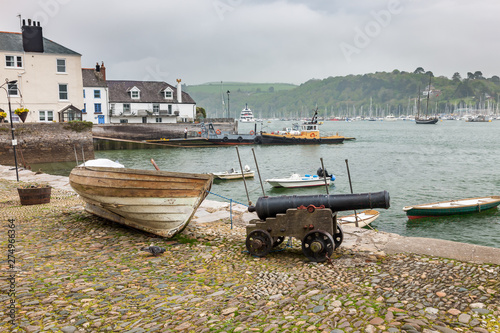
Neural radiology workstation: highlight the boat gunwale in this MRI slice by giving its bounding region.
[403,196,500,212]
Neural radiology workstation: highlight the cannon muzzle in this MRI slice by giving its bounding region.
[248,191,390,220]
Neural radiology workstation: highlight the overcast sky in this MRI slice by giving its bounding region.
[2,0,499,85]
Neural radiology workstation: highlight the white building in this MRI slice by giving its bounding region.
[82,63,108,124]
[108,79,196,124]
[0,19,83,123]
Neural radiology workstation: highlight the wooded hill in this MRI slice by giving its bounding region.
[185,70,500,119]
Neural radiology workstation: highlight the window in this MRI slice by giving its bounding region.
[164,90,172,99]
[94,90,101,98]
[5,55,23,68]
[94,103,102,113]
[120,119,128,123]
[56,59,66,73]
[7,83,18,96]
[82,103,86,113]
[59,84,68,100]
[39,111,53,122]
[153,103,159,113]
[131,90,140,99]
[83,90,85,98]
[168,105,172,114]
[123,103,131,112]
[156,117,162,123]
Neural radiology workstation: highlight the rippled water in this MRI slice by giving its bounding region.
[34,120,500,248]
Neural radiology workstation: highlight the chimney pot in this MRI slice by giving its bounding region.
[28,19,32,25]
[22,19,26,26]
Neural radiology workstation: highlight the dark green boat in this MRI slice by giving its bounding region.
[403,196,500,219]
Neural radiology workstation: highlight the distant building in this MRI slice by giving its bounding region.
[107,79,196,124]
[82,63,108,124]
[0,18,83,123]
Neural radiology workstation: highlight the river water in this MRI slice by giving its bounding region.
[34,119,500,248]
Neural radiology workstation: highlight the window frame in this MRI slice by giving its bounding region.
[56,58,66,73]
[7,83,18,97]
[94,89,101,99]
[58,84,68,100]
[94,103,102,113]
[131,90,140,99]
[5,55,23,68]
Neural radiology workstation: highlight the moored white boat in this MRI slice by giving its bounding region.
[403,196,500,219]
[69,159,213,238]
[266,172,335,188]
[212,165,255,180]
[337,209,379,227]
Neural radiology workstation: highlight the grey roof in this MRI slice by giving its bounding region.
[107,80,195,104]
[82,68,107,87]
[0,32,80,55]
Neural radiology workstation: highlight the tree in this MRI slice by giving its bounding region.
[452,72,462,82]
[196,107,206,120]
[474,71,483,79]
[414,67,425,74]
[467,72,474,80]
[268,86,275,93]
[490,75,500,83]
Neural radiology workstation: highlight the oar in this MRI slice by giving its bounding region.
[320,157,329,195]
[235,146,252,206]
[151,159,160,171]
[345,159,359,228]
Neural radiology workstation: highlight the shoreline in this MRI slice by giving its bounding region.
[0,165,499,332]
[1,164,499,266]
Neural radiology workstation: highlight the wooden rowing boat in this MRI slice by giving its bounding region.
[403,196,500,219]
[337,209,380,227]
[69,163,213,237]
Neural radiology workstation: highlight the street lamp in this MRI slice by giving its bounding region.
[226,90,230,119]
[0,78,19,181]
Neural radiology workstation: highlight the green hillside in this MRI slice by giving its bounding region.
[186,70,500,119]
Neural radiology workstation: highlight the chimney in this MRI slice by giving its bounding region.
[176,79,182,103]
[22,18,44,53]
[100,61,106,81]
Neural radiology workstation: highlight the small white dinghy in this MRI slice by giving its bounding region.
[337,209,380,227]
[212,165,255,180]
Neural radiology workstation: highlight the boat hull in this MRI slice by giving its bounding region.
[415,117,438,124]
[69,166,213,237]
[266,178,330,188]
[337,209,380,227]
[403,196,500,219]
[212,171,255,180]
[260,133,344,145]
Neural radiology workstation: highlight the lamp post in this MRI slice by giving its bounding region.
[226,90,230,119]
[0,79,19,181]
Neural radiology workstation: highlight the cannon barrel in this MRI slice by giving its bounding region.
[248,191,390,220]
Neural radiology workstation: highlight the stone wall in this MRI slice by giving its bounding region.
[0,123,94,166]
[92,121,238,140]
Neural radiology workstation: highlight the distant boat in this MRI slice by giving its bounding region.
[239,104,255,122]
[384,115,397,121]
[212,165,255,180]
[403,196,500,219]
[260,109,346,144]
[69,159,213,238]
[465,115,491,122]
[337,209,380,227]
[416,75,439,124]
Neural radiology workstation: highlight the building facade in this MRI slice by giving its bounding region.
[0,19,83,123]
[108,79,196,124]
[82,63,108,124]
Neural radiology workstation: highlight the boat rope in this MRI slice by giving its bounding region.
[206,191,249,207]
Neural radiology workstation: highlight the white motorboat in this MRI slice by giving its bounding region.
[266,171,335,188]
[212,165,255,180]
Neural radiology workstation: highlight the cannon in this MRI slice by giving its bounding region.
[245,191,390,262]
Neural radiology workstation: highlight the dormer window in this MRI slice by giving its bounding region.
[163,87,173,99]
[129,86,140,99]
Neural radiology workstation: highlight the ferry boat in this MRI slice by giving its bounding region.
[239,104,255,122]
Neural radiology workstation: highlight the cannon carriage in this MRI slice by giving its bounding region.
[245,191,390,262]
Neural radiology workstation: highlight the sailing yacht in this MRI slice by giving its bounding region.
[416,77,439,124]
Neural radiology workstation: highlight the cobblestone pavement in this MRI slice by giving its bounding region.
[0,168,499,332]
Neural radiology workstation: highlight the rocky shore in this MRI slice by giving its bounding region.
[0,166,499,332]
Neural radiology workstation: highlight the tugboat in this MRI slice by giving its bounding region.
[260,109,346,145]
